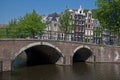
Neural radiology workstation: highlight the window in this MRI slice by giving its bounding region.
[88,25,90,28]
[82,21,84,25]
[88,19,90,23]
[54,23,57,27]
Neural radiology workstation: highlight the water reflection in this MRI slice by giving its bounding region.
[72,63,94,80]
[0,63,120,80]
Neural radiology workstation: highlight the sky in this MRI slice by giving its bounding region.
[0,0,96,24]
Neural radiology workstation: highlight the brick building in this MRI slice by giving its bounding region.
[69,6,95,42]
[85,11,94,42]
[42,6,96,42]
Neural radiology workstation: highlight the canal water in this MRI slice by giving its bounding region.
[0,63,120,80]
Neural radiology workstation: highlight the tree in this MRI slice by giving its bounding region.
[0,19,18,38]
[84,9,98,18]
[96,0,120,44]
[7,18,19,37]
[5,10,45,38]
[91,9,98,18]
[96,0,120,28]
[59,9,74,39]
[0,28,7,38]
[84,9,89,15]
[18,10,45,38]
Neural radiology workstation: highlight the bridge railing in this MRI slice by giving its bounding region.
[0,27,120,46]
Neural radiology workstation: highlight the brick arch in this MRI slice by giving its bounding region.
[73,45,93,54]
[12,42,64,64]
[73,45,93,62]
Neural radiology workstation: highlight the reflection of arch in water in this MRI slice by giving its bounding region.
[73,45,93,63]
[12,42,64,68]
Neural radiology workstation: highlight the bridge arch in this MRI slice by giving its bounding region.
[12,42,64,68]
[73,45,93,63]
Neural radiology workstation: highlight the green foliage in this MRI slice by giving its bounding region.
[96,0,120,44]
[84,9,89,15]
[0,19,18,38]
[0,10,45,38]
[96,0,120,29]
[17,10,45,38]
[59,9,74,33]
[84,9,98,19]
[94,27,103,38]
[0,28,7,38]
[91,9,98,18]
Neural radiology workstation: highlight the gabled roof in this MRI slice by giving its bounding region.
[47,12,59,22]
[48,12,59,17]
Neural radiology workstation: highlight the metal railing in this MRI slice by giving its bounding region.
[0,27,120,46]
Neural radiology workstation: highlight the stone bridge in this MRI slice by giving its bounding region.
[0,39,120,71]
